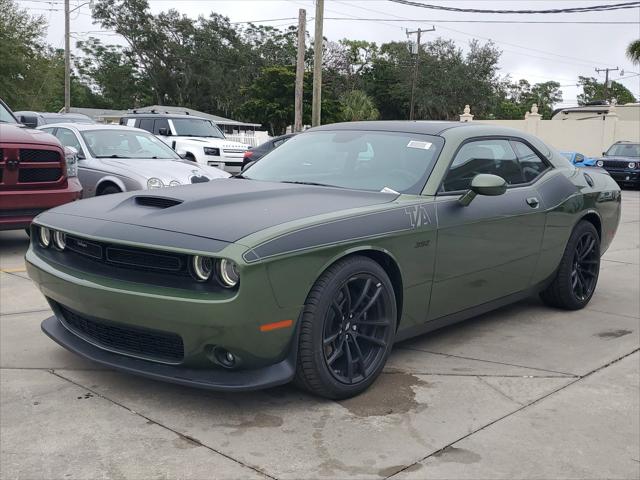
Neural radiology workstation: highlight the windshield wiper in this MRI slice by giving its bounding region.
[96,154,126,158]
[280,180,340,188]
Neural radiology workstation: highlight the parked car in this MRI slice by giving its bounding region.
[0,99,82,231]
[14,111,94,128]
[28,122,620,399]
[559,151,597,167]
[242,133,296,169]
[38,124,230,196]
[595,141,640,187]
[119,112,249,174]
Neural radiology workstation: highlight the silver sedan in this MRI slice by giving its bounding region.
[38,123,230,197]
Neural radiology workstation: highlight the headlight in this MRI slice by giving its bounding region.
[629,162,636,169]
[596,160,604,167]
[204,147,220,156]
[217,259,240,288]
[191,256,213,282]
[147,177,164,189]
[169,180,181,187]
[64,147,78,177]
[38,227,51,248]
[53,230,66,250]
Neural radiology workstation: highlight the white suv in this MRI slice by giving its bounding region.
[120,113,249,173]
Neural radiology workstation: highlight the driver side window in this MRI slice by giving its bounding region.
[54,128,85,158]
[442,139,521,192]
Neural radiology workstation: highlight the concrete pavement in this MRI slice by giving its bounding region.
[1,190,638,480]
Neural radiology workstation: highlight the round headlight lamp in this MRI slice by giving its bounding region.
[147,177,164,189]
[192,255,213,282]
[53,230,66,250]
[217,259,240,288]
[169,180,181,187]
[38,227,51,248]
[596,160,604,167]
[628,162,636,169]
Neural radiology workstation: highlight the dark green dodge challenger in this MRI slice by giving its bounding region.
[27,121,621,399]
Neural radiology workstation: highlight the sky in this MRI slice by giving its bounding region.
[18,0,640,108]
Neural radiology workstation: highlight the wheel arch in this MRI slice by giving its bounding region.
[316,247,405,331]
[579,210,602,239]
[96,176,126,195]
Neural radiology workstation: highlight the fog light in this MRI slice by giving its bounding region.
[53,230,66,250]
[38,227,51,248]
[207,346,237,369]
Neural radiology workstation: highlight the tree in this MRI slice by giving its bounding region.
[577,76,636,105]
[339,90,379,121]
[627,39,640,65]
[494,79,562,119]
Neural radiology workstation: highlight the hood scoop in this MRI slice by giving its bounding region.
[135,196,183,209]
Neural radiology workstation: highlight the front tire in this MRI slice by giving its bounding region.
[99,185,121,195]
[295,256,397,399]
[540,220,600,310]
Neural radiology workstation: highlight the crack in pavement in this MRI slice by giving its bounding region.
[584,307,640,320]
[382,371,576,378]
[0,308,51,317]
[48,369,278,480]
[385,347,640,479]
[475,375,525,406]
[396,347,578,376]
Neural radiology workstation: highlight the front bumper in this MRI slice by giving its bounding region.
[42,315,296,391]
[605,169,640,185]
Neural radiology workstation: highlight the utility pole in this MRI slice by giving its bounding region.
[595,67,619,102]
[406,27,434,120]
[64,0,70,113]
[311,0,324,127]
[294,9,306,132]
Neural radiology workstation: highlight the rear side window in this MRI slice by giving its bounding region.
[153,118,170,134]
[138,118,153,132]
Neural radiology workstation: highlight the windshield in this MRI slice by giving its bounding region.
[81,129,181,159]
[171,118,224,138]
[0,102,18,124]
[243,130,444,194]
[605,143,640,158]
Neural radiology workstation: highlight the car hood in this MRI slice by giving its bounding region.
[97,158,230,181]
[597,156,639,162]
[173,137,249,149]
[0,124,61,146]
[39,179,399,244]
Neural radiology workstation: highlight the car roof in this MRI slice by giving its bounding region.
[121,112,208,121]
[310,120,531,137]
[39,123,146,132]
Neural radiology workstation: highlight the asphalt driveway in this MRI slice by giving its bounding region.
[1,191,638,480]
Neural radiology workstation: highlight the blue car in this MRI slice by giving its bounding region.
[560,151,597,167]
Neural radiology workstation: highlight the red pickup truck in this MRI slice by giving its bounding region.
[0,99,82,231]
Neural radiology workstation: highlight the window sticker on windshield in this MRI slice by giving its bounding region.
[407,140,432,150]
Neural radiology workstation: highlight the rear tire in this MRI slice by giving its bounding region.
[295,256,397,399]
[540,220,600,310]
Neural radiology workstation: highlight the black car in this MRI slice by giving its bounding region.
[242,133,296,168]
[596,141,640,187]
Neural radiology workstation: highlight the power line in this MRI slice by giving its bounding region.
[387,1,640,14]
[323,18,638,25]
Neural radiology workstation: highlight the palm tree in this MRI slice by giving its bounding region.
[627,39,640,65]
[340,90,380,122]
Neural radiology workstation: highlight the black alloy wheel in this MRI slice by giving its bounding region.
[322,274,393,385]
[571,231,599,301]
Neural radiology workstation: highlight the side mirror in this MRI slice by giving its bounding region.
[458,174,507,206]
[242,160,256,172]
[20,115,38,128]
[602,151,607,156]
[158,128,171,136]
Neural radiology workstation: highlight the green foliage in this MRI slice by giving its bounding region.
[494,79,562,119]
[577,76,637,105]
[339,90,379,121]
[627,39,640,65]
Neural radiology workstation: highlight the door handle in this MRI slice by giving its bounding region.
[526,197,540,208]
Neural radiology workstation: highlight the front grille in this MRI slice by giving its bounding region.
[19,149,60,163]
[64,234,188,274]
[106,247,183,272]
[59,305,184,363]
[222,149,245,155]
[604,160,636,169]
[190,175,210,184]
[0,167,3,183]
[18,168,62,183]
